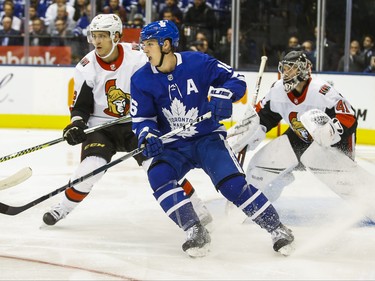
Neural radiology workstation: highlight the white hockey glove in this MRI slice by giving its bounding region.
[227,105,266,153]
[300,109,343,147]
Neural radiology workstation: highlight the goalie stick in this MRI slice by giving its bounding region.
[0,115,132,163]
[0,167,32,190]
[0,112,212,216]
[236,56,267,166]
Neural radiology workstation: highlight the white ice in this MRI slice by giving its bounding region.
[0,128,375,280]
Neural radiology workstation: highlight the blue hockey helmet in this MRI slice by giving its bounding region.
[140,20,179,47]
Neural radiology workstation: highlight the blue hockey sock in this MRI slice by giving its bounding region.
[153,180,199,230]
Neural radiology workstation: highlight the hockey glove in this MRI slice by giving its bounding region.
[227,105,266,153]
[300,109,343,147]
[63,119,88,145]
[208,88,233,122]
[138,128,164,158]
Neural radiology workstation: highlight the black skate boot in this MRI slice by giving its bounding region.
[182,222,211,258]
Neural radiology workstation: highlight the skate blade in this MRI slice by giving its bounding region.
[185,243,210,258]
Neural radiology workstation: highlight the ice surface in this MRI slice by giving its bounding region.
[0,129,375,280]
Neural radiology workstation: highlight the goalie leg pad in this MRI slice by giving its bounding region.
[246,135,298,202]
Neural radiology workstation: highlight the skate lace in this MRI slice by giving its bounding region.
[271,225,292,243]
[50,204,68,220]
[186,224,199,240]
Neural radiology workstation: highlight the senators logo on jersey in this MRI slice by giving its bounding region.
[103,79,131,117]
[289,112,312,143]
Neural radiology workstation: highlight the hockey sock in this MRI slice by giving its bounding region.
[149,162,199,230]
[65,186,89,203]
[219,175,280,232]
[153,180,199,230]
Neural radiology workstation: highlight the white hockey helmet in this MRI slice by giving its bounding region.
[278,51,312,92]
[87,14,123,44]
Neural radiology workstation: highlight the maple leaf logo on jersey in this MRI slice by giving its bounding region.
[162,99,199,138]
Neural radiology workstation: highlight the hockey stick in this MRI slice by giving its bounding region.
[0,115,132,164]
[236,56,267,166]
[0,112,212,216]
[0,167,32,190]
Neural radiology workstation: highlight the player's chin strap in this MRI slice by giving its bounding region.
[156,43,173,68]
[96,38,119,59]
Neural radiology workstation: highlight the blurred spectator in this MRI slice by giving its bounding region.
[128,0,157,23]
[364,55,375,73]
[314,26,340,71]
[189,31,214,56]
[128,12,143,27]
[0,15,22,45]
[48,4,76,34]
[121,0,137,13]
[45,0,75,27]
[103,0,127,24]
[302,40,316,69]
[73,3,91,36]
[72,0,89,22]
[50,18,73,46]
[158,0,183,24]
[30,17,51,46]
[337,40,364,72]
[0,0,22,31]
[280,35,301,59]
[183,0,216,46]
[214,27,252,67]
[21,4,39,34]
[360,34,374,72]
[36,0,53,21]
[161,8,186,51]
[72,3,91,63]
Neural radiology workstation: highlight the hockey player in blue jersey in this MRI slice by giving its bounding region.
[130,20,294,257]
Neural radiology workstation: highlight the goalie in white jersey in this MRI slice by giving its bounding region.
[228,50,358,202]
[42,14,211,227]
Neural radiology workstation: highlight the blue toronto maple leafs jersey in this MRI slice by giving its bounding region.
[130,51,247,147]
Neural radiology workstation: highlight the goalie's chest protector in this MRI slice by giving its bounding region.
[268,78,337,129]
[75,43,147,124]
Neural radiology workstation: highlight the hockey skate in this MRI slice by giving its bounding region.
[182,222,211,258]
[271,223,295,256]
[43,203,69,226]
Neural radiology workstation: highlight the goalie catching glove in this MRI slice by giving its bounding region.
[63,118,88,145]
[138,127,164,158]
[300,109,343,147]
[208,88,233,122]
[226,105,266,153]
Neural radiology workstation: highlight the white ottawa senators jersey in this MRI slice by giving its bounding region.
[256,76,357,143]
[71,43,148,127]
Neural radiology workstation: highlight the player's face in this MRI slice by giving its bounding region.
[281,63,298,81]
[91,31,113,57]
[142,39,162,66]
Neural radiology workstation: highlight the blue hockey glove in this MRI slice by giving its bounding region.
[63,119,88,145]
[208,88,233,122]
[138,128,164,158]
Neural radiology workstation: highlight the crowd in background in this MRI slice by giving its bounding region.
[0,0,374,73]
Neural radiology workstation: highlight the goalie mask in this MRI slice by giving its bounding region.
[278,51,312,92]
